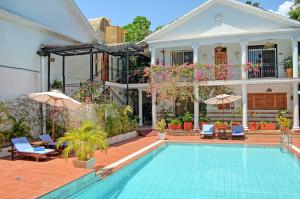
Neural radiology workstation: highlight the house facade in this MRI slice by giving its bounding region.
[138,0,300,130]
[0,0,99,100]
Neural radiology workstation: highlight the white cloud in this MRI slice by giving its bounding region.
[272,1,293,16]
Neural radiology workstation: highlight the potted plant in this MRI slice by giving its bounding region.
[56,121,108,169]
[155,119,167,140]
[182,112,193,131]
[249,122,259,131]
[283,56,293,78]
[259,121,276,130]
[276,111,291,134]
[51,79,63,91]
[78,81,97,103]
[169,118,181,130]
[199,116,209,130]
[215,121,228,130]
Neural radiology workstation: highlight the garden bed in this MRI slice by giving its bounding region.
[107,131,138,145]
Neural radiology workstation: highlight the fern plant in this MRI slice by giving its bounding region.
[56,121,108,161]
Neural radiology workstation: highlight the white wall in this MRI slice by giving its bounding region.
[152,3,292,41]
[0,13,92,100]
[0,0,94,43]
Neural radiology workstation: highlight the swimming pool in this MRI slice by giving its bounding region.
[71,143,300,199]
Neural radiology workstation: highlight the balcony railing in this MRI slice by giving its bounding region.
[198,65,242,81]
[248,63,286,79]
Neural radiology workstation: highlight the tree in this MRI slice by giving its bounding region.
[123,16,151,43]
[155,25,164,32]
[289,1,300,21]
[245,1,262,8]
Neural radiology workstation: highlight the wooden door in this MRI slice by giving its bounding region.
[215,47,227,65]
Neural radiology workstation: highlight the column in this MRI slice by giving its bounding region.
[242,84,249,130]
[150,47,156,65]
[41,56,47,134]
[292,82,300,130]
[150,47,157,128]
[292,38,299,78]
[192,44,200,130]
[138,89,143,127]
[152,89,157,128]
[240,41,248,80]
[194,85,200,130]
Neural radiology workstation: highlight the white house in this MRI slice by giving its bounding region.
[105,0,300,130]
[144,0,300,130]
[0,0,99,100]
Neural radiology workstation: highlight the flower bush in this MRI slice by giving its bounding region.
[144,64,237,102]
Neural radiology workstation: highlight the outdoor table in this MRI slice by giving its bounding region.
[217,128,228,140]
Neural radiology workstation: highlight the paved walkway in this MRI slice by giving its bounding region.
[0,134,299,199]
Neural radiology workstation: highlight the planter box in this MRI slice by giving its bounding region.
[158,132,166,140]
[260,123,276,130]
[73,158,96,169]
[169,124,181,130]
[215,124,228,130]
[108,131,138,145]
[285,68,293,78]
[183,122,193,131]
[249,122,258,131]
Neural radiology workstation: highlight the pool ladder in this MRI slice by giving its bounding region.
[280,133,292,152]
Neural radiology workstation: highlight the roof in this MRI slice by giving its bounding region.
[37,42,144,57]
[145,0,300,41]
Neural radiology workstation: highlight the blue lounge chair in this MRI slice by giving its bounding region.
[232,125,245,139]
[39,134,55,148]
[11,137,54,162]
[201,124,214,138]
[39,134,67,149]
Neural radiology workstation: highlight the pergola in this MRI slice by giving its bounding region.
[37,42,144,97]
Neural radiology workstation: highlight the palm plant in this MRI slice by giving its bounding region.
[56,120,108,161]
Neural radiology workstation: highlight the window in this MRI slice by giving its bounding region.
[171,51,193,65]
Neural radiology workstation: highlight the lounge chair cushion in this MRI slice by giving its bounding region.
[12,137,54,154]
[39,134,55,145]
[232,126,244,135]
[203,125,214,134]
[11,137,33,151]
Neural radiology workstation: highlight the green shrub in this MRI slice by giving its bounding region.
[170,118,181,125]
[182,112,193,122]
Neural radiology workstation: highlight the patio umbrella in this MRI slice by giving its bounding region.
[204,94,241,122]
[28,90,82,140]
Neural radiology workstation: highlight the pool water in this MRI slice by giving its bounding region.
[71,143,300,199]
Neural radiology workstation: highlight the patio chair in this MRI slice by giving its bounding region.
[231,125,245,139]
[39,134,67,152]
[201,124,215,138]
[11,137,54,162]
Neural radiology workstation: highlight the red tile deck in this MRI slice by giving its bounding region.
[0,134,299,199]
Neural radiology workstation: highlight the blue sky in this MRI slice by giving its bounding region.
[75,0,293,30]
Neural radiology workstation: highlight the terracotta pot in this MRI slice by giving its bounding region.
[260,123,276,130]
[285,68,293,78]
[249,122,258,131]
[169,124,181,130]
[183,122,193,131]
[85,96,92,104]
[231,121,240,126]
[73,158,96,169]
[215,124,227,130]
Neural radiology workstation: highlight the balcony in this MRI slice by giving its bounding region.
[198,63,287,81]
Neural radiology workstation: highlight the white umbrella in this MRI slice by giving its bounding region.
[204,94,241,122]
[29,90,82,140]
